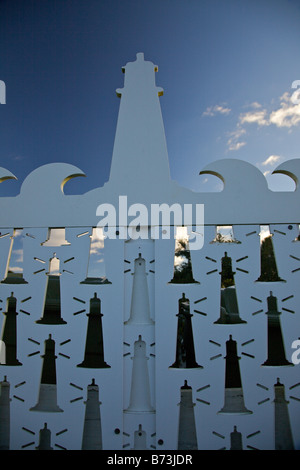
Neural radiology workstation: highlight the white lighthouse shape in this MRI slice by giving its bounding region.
[273,378,294,450]
[108,52,171,197]
[125,335,154,413]
[218,335,252,415]
[177,380,198,450]
[41,228,70,247]
[81,379,102,450]
[30,334,63,413]
[125,253,154,326]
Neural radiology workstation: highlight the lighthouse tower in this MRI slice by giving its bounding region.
[108,52,170,199]
[125,253,154,326]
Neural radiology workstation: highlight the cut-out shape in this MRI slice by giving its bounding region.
[41,228,70,246]
[36,254,66,325]
[169,227,199,284]
[80,228,111,285]
[125,335,154,413]
[211,226,241,244]
[1,229,28,284]
[220,252,235,288]
[215,252,246,324]
[36,423,53,450]
[125,253,154,326]
[77,293,110,369]
[218,335,252,415]
[0,293,22,366]
[256,226,285,282]
[292,224,300,241]
[133,424,147,450]
[0,376,11,450]
[108,53,170,192]
[81,379,102,450]
[230,426,243,450]
[170,294,202,369]
[273,378,294,450]
[261,292,293,367]
[177,380,198,450]
[30,334,63,413]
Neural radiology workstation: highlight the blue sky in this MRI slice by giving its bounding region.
[1,0,300,196]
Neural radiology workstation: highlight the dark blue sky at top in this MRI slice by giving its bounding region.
[0,0,300,197]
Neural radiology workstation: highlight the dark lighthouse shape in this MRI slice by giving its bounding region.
[0,293,22,366]
[30,334,63,413]
[262,292,293,367]
[77,293,110,369]
[215,252,246,324]
[218,335,252,415]
[170,294,202,369]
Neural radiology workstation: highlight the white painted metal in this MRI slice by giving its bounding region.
[0,53,299,450]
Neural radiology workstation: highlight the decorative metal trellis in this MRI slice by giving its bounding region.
[0,53,300,450]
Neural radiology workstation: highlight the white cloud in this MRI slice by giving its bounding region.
[42,228,69,246]
[227,89,300,152]
[203,104,231,117]
[90,229,104,255]
[229,141,246,151]
[250,101,262,109]
[215,105,231,115]
[269,91,300,128]
[259,225,271,242]
[90,239,104,254]
[9,266,23,273]
[227,127,246,151]
[261,155,281,166]
[239,91,300,129]
[11,248,24,263]
[239,108,269,126]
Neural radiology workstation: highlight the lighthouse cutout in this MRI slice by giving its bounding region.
[125,253,154,326]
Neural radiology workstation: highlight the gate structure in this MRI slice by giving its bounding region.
[0,53,299,450]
